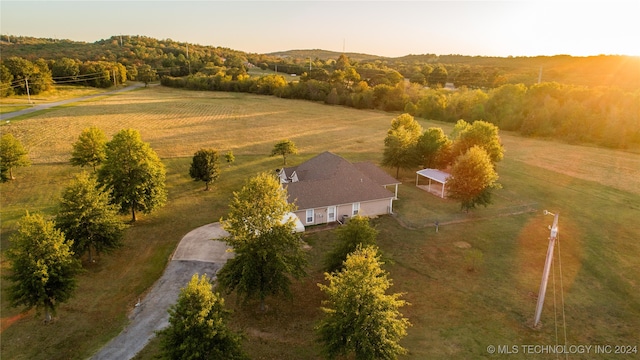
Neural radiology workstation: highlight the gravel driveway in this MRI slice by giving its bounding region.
[90,223,233,360]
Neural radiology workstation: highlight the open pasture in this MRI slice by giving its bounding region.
[1,86,639,359]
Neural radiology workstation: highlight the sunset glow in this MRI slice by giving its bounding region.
[1,1,638,57]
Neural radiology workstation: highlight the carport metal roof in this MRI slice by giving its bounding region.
[416,169,451,198]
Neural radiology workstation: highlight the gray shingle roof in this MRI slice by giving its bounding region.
[282,152,397,210]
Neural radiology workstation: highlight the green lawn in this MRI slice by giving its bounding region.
[1,86,639,359]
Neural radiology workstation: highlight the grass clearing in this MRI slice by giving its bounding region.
[0,85,109,106]
[1,86,639,359]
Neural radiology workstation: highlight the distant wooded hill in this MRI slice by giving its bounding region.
[2,34,639,90]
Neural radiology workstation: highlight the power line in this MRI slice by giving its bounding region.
[53,75,109,84]
[51,71,105,80]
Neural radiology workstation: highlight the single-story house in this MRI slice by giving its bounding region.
[278,152,400,228]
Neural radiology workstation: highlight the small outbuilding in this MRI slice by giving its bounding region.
[416,168,451,198]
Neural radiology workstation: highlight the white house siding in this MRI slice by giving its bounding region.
[294,198,393,226]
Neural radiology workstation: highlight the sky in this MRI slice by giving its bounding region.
[1,1,639,58]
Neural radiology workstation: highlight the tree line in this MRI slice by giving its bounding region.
[4,35,638,90]
[2,127,167,323]
[382,114,503,211]
[1,56,153,95]
[162,57,640,150]
[3,35,638,149]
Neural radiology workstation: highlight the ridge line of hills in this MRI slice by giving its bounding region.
[2,34,639,90]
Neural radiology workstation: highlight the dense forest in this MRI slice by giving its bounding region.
[1,34,639,149]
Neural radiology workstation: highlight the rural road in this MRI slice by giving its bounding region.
[90,223,234,360]
[0,82,146,121]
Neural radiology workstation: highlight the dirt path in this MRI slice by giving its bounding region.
[0,82,146,121]
[90,223,233,360]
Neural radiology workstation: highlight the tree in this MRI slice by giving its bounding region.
[98,129,167,222]
[55,172,125,263]
[324,215,378,273]
[4,213,81,323]
[415,127,452,169]
[382,113,422,177]
[270,139,298,166]
[224,150,235,166]
[217,172,307,311]
[450,120,504,165]
[137,64,157,86]
[3,56,52,95]
[1,63,14,97]
[317,245,410,360]
[252,74,287,95]
[485,83,527,130]
[446,145,501,211]
[0,133,30,181]
[51,57,80,80]
[157,274,247,360]
[189,149,220,191]
[335,54,351,71]
[428,64,448,88]
[70,126,107,172]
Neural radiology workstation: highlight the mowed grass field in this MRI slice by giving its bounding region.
[1,86,639,359]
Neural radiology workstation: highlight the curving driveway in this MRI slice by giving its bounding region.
[90,223,233,360]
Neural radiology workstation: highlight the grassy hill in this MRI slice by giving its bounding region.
[1,86,639,359]
[3,34,639,90]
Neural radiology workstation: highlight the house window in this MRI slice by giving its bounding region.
[327,206,336,222]
[352,203,360,216]
[306,209,314,224]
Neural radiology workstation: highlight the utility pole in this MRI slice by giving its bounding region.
[538,66,543,84]
[533,211,559,328]
[186,43,191,75]
[25,78,32,104]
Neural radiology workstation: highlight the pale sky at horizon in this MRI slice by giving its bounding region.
[1,1,638,58]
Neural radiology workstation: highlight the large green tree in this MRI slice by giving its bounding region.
[2,56,53,95]
[382,113,423,177]
[137,64,157,87]
[0,63,14,97]
[217,172,307,311]
[450,120,504,165]
[446,145,501,211]
[98,129,167,222]
[0,133,30,181]
[70,126,107,172]
[56,172,125,263]
[51,57,80,80]
[428,64,448,88]
[317,245,410,360]
[157,274,247,360]
[189,148,220,191]
[415,127,452,169]
[270,139,298,166]
[4,213,81,323]
[324,215,378,273]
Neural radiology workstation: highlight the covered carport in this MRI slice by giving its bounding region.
[416,169,451,198]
